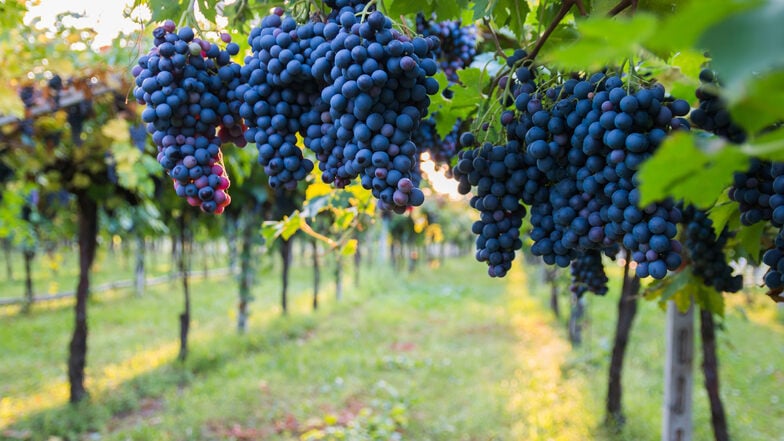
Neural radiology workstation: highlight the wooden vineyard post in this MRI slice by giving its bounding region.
[662,300,694,441]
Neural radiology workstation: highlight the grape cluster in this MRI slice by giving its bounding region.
[455,132,525,277]
[238,11,316,191]
[236,2,439,212]
[680,204,742,292]
[415,14,476,82]
[729,158,775,226]
[690,69,784,290]
[757,162,784,289]
[692,69,775,229]
[763,231,784,290]
[690,68,746,143]
[132,20,245,213]
[457,52,692,278]
[569,250,609,297]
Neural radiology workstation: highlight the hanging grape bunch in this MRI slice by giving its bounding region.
[455,49,692,279]
[690,68,784,292]
[570,250,610,297]
[131,20,244,214]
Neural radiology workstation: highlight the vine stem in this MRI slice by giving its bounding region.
[357,0,377,22]
[526,0,587,61]
[483,17,507,60]
[178,0,196,29]
[608,0,637,17]
[299,221,338,248]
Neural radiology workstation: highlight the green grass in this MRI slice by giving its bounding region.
[1,252,783,440]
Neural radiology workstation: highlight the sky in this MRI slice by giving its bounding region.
[26,0,146,47]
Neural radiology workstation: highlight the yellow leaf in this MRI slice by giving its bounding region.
[305,181,332,200]
[102,118,130,143]
[0,88,24,119]
[340,239,357,256]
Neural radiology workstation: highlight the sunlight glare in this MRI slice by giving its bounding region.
[26,0,144,48]
[419,152,465,201]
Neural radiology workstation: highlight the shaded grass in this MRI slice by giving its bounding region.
[1,253,783,440]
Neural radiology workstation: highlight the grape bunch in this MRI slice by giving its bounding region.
[569,250,609,297]
[236,2,440,212]
[415,14,476,82]
[132,20,245,213]
[238,11,316,191]
[763,231,784,290]
[697,71,778,231]
[758,162,784,290]
[457,52,692,278]
[690,68,746,143]
[728,158,775,226]
[689,68,784,291]
[454,132,525,277]
[680,204,742,292]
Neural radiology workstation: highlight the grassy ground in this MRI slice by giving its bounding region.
[1,251,783,440]
[0,239,216,304]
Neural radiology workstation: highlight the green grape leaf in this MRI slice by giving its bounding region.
[334,210,355,230]
[472,0,493,20]
[197,0,217,24]
[644,269,689,305]
[386,0,436,19]
[694,281,725,317]
[544,14,657,71]
[728,72,784,136]
[492,0,529,41]
[647,0,759,54]
[735,222,766,265]
[672,290,693,314]
[699,1,784,92]
[637,132,747,209]
[145,0,188,23]
[430,69,486,137]
[261,221,280,245]
[707,193,739,236]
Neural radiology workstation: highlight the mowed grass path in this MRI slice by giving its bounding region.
[1,253,783,440]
